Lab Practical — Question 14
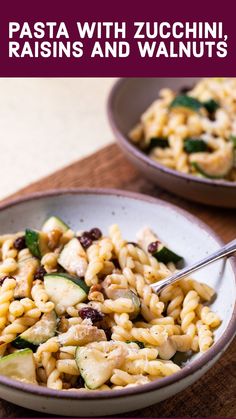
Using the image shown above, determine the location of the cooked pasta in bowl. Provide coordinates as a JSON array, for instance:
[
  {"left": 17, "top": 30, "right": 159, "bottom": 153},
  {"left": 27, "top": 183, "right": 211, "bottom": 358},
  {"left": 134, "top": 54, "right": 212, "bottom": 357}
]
[
  {"left": 129, "top": 78, "right": 236, "bottom": 182},
  {"left": 0, "top": 189, "right": 235, "bottom": 416},
  {"left": 108, "top": 78, "right": 236, "bottom": 207}
]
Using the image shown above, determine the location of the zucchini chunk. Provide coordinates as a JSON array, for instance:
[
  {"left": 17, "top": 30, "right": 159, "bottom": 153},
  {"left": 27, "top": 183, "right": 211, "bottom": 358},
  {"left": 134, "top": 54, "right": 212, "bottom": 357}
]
[
  {"left": 0, "top": 349, "right": 37, "bottom": 384},
  {"left": 137, "top": 227, "right": 183, "bottom": 264},
  {"left": 184, "top": 138, "right": 209, "bottom": 154},
  {"left": 147, "top": 137, "right": 169, "bottom": 151},
  {"left": 44, "top": 273, "right": 89, "bottom": 311},
  {"left": 14, "top": 256, "right": 39, "bottom": 298},
  {"left": 58, "top": 238, "right": 88, "bottom": 277},
  {"left": 104, "top": 287, "right": 140, "bottom": 320},
  {"left": 76, "top": 346, "right": 112, "bottom": 389},
  {"left": 190, "top": 143, "right": 234, "bottom": 179},
  {"left": 153, "top": 244, "right": 183, "bottom": 264},
  {"left": 25, "top": 229, "right": 49, "bottom": 258},
  {"left": 116, "top": 290, "right": 140, "bottom": 320},
  {"left": 230, "top": 135, "right": 236, "bottom": 148},
  {"left": 42, "top": 216, "right": 69, "bottom": 233},
  {"left": 203, "top": 99, "right": 219, "bottom": 114},
  {"left": 13, "top": 311, "right": 57, "bottom": 351},
  {"left": 170, "top": 95, "right": 202, "bottom": 112}
]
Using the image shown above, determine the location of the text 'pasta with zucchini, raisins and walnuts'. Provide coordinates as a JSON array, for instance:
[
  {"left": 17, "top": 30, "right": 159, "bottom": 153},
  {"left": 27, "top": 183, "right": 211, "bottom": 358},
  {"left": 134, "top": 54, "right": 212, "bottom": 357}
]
[{"left": 0, "top": 216, "right": 220, "bottom": 390}]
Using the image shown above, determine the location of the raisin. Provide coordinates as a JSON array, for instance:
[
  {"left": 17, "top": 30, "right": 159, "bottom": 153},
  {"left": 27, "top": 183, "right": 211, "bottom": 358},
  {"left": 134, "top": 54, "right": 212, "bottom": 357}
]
[
  {"left": 14, "top": 236, "right": 26, "bottom": 251},
  {"left": 103, "top": 328, "right": 112, "bottom": 340},
  {"left": 34, "top": 266, "right": 46, "bottom": 280},
  {"left": 111, "top": 258, "right": 120, "bottom": 269},
  {"left": 78, "top": 232, "right": 93, "bottom": 249},
  {"left": 79, "top": 307, "right": 104, "bottom": 323},
  {"left": 76, "top": 375, "right": 85, "bottom": 388},
  {"left": 90, "top": 228, "right": 102, "bottom": 240},
  {"left": 148, "top": 241, "right": 159, "bottom": 254}
]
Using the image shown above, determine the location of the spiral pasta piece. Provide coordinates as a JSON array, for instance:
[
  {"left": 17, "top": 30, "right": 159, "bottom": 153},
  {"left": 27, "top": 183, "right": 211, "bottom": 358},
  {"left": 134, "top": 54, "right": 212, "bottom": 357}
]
[
  {"left": 0, "top": 315, "right": 37, "bottom": 343},
  {"left": 84, "top": 243, "right": 104, "bottom": 286},
  {"left": 112, "top": 313, "right": 133, "bottom": 341},
  {"left": 0, "top": 277, "right": 16, "bottom": 330},
  {"left": 1, "top": 239, "right": 18, "bottom": 260},
  {"left": 0, "top": 221, "right": 221, "bottom": 392},
  {"left": 0, "top": 258, "right": 18, "bottom": 275},
  {"left": 41, "top": 252, "right": 58, "bottom": 272},
  {"left": 109, "top": 224, "right": 126, "bottom": 255},
  {"left": 56, "top": 359, "right": 79, "bottom": 375},
  {"left": 196, "top": 320, "right": 213, "bottom": 352},
  {"left": 131, "top": 325, "right": 167, "bottom": 346},
  {"left": 111, "top": 369, "right": 150, "bottom": 386},
  {"left": 196, "top": 304, "right": 221, "bottom": 328},
  {"left": 42, "top": 351, "right": 63, "bottom": 390},
  {"left": 166, "top": 287, "right": 184, "bottom": 320},
  {"left": 124, "top": 358, "right": 180, "bottom": 377},
  {"left": 31, "top": 280, "right": 54, "bottom": 313},
  {"left": 8, "top": 298, "right": 41, "bottom": 323},
  {"left": 102, "top": 298, "right": 135, "bottom": 314},
  {"left": 123, "top": 269, "right": 164, "bottom": 320},
  {"left": 180, "top": 290, "right": 199, "bottom": 334}
]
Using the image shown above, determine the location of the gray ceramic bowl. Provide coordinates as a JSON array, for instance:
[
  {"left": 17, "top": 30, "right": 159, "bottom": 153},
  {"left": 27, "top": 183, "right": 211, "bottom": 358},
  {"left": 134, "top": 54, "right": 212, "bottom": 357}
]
[
  {"left": 0, "top": 189, "right": 235, "bottom": 416},
  {"left": 107, "top": 78, "right": 236, "bottom": 208}
]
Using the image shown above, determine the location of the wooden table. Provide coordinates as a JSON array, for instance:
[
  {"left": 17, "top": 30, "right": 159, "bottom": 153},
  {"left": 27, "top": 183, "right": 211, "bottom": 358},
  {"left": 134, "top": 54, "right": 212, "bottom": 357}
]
[{"left": 0, "top": 144, "right": 235, "bottom": 418}]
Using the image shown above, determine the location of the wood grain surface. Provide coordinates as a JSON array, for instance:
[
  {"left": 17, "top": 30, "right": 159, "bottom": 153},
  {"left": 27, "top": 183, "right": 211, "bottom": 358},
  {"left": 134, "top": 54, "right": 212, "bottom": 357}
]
[{"left": 0, "top": 144, "right": 235, "bottom": 418}]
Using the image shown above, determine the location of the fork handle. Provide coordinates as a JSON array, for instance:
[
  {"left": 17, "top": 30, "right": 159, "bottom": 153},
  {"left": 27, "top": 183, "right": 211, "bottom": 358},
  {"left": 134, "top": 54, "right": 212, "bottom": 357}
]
[{"left": 151, "top": 239, "right": 236, "bottom": 294}]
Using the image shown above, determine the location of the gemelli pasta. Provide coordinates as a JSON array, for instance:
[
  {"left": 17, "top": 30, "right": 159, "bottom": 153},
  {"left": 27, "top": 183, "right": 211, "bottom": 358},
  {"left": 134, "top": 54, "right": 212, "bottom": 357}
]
[
  {"left": 129, "top": 78, "right": 236, "bottom": 181},
  {"left": 0, "top": 216, "right": 220, "bottom": 391}
]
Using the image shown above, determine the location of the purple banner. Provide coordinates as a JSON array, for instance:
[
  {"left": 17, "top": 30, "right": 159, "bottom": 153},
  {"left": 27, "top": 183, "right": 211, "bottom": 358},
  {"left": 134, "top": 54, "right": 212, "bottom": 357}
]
[{"left": 0, "top": 0, "right": 235, "bottom": 76}]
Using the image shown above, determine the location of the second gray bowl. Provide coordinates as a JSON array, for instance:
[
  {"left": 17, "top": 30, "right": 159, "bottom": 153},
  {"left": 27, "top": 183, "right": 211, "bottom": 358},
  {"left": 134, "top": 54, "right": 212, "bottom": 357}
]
[{"left": 107, "top": 78, "right": 236, "bottom": 208}]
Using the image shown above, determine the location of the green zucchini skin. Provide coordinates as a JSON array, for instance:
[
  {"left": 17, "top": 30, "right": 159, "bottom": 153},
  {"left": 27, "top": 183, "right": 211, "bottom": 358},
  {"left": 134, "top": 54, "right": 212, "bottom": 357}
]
[
  {"left": 184, "top": 138, "right": 209, "bottom": 154},
  {"left": 203, "top": 99, "right": 219, "bottom": 114},
  {"left": 44, "top": 273, "right": 89, "bottom": 311},
  {"left": 191, "top": 162, "right": 224, "bottom": 179},
  {"left": 75, "top": 346, "right": 114, "bottom": 389},
  {"left": 153, "top": 246, "right": 183, "bottom": 264},
  {"left": 42, "top": 216, "right": 69, "bottom": 233},
  {"left": 105, "top": 288, "right": 140, "bottom": 320},
  {"left": 170, "top": 95, "right": 202, "bottom": 111},
  {"left": 13, "top": 311, "right": 57, "bottom": 351},
  {"left": 45, "top": 273, "right": 89, "bottom": 294},
  {"left": 147, "top": 137, "right": 169, "bottom": 151},
  {"left": 25, "top": 229, "right": 41, "bottom": 258},
  {"left": 0, "top": 349, "right": 37, "bottom": 383},
  {"left": 170, "top": 95, "right": 219, "bottom": 116},
  {"left": 13, "top": 337, "right": 37, "bottom": 352},
  {"left": 126, "top": 340, "right": 145, "bottom": 349},
  {"left": 230, "top": 135, "right": 236, "bottom": 148}
]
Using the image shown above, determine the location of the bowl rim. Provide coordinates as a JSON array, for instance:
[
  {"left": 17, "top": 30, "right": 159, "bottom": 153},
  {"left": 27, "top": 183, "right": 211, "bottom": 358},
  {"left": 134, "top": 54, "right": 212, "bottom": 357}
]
[
  {"left": 107, "top": 77, "right": 236, "bottom": 189},
  {"left": 0, "top": 187, "right": 235, "bottom": 401}
]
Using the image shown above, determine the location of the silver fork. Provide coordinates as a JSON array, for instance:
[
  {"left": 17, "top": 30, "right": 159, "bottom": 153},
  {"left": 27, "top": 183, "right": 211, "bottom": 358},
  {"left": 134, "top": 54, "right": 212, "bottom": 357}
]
[{"left": 151, "top": 239, "right": 236, "bottom": 294}]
